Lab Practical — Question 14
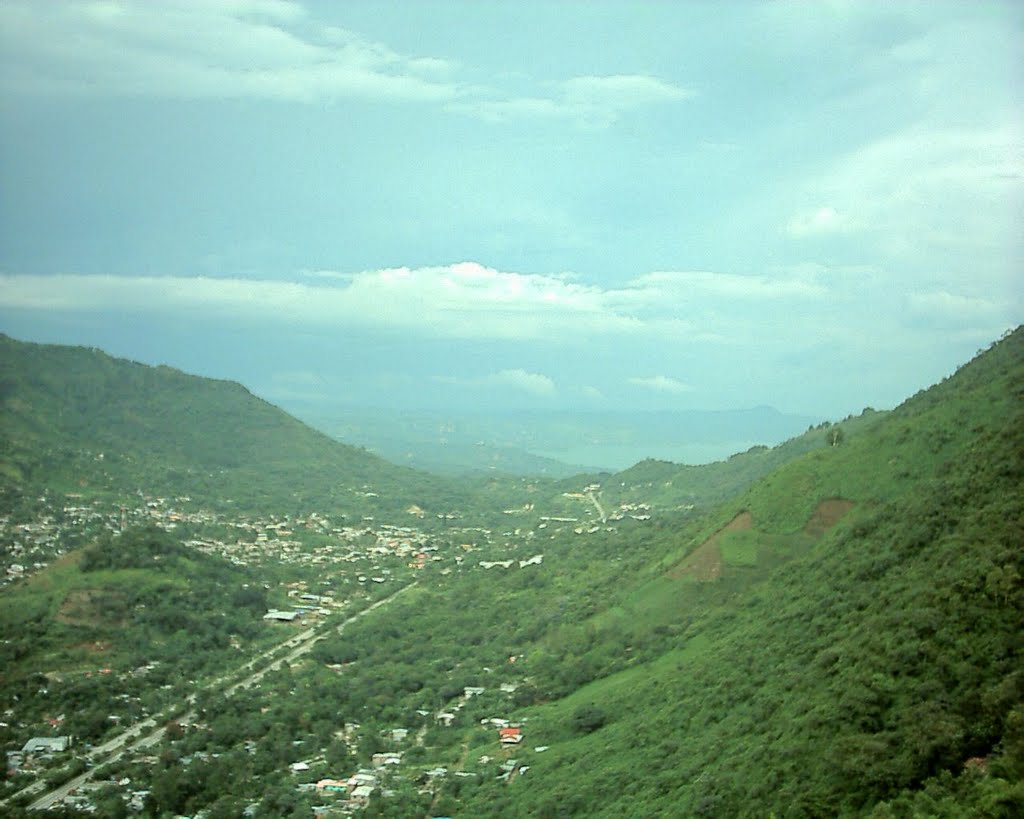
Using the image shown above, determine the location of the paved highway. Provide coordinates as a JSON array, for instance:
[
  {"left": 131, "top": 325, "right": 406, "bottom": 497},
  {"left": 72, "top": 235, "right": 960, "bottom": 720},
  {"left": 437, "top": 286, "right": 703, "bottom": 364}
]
[{"left": 13, "top": 583, "right": 417, "bottom": 812}]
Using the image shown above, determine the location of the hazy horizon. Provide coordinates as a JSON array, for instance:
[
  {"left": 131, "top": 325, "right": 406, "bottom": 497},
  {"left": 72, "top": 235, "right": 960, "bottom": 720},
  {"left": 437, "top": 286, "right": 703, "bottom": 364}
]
[{"left": 1, "top": 1, "right": 1020, "bottom": 420}]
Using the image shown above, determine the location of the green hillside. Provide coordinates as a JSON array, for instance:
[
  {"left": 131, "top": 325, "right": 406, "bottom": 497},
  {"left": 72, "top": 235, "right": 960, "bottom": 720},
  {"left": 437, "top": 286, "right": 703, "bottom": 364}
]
[
  {"left": 606, "top": 406, "right": 886, "bottom": 512},
  {"left": 0, "top": 525, "right": 276, "bottom": 748},
  {"left": 258, "top": 327, "right": 1018, "bottom": 818},
  {"left": 0, "top": 330, "right": 1020, "bottom": 818},
  {"left": 0, "top": 334, "right": 468, "bottom": 517},
  {"left": 452, "top": 327, "right": 1024, "bottom": 817}
]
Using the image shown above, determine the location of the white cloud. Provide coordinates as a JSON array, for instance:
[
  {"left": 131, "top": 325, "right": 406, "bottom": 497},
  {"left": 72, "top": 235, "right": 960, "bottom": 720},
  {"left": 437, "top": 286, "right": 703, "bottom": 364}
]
[
  {"left": 628, "top": 375, "right": 692, "bottom": 394},
  {"left": 786, "top": 206, "right": 852, "bottom": 237},
  {"left": 4, "top": 261, "right": 1011, "bottom": 378},
  {"left": 821, "top": 126, "right": 1022, "bottom": 245},
  {"left": 448, "top": 73, "right": 692, "bottom": 126},
  {"left": 783, "top": 127, "right": 1022, "bottom": 284},
  {"left": 906, "top": 291, "right": 1008, "bottom": 327},
  {"left": 0, "top": 263, "right": 842, "bottom": 344},
  {"left": 0, "top": 3, "right": 693, "bottom": 126},
  {"left": 741, "top": 9, "right": 1024, "bottom": 374},
  {"left": 485, "top": 369, "right": 556, "bottom": 397},
  {"left": 0, "top": 266, "right": 620, "bottom": 340},
  {"left": 762, "top": 3, "right": 1022, "bottom": 290},
  {"left": 433, "top": 368, "right": 556, "bottom": 397},
  {"left": 626, "top": 270, "right": 827, "bottom": 302},
  {"left": 561, "top": 74, "right": 692, "bottom": 107},
  {"left": 0, "top": 1, "right": 460, "bottom": 102},
  {"left": 1, "top": 262, "right": 1016, "bottom": 416}
]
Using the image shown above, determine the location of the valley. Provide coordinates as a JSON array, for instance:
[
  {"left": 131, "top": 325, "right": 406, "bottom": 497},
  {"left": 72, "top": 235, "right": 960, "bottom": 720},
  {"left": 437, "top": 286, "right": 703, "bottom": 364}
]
[
  {"left": 2, "top": 4, "right": 1019, "bottom": 816},
  {"left": 0, "top": 330, "right": 1021, "bottom": 817},
  {"left": 287, "top": 406, "right": 822, "bottom": 477}
]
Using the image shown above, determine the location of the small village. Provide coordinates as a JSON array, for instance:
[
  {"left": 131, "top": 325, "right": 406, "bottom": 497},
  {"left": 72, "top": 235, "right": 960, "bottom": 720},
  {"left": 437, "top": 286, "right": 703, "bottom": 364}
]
[
  {"left": 1, "top": 482, "right": 655, "bottom": 590},
  {"left": 6, "top": 678, "right": 539, "bottom": 816},
  {"left": 0, "top": 482, "right": 657, "bottom": 815}
]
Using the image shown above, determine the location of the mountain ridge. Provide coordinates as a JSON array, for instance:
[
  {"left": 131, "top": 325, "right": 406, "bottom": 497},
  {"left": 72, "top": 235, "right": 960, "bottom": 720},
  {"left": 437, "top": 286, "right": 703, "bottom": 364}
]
[
  {"left": 0, "top": 332, "right": 470, "bottom": 517},
  {"left": 0, "top": 328, "right": 1020, "bottom": 817},
  {"left": 288, "top": 404, "right": 822, "bottom": 477}
]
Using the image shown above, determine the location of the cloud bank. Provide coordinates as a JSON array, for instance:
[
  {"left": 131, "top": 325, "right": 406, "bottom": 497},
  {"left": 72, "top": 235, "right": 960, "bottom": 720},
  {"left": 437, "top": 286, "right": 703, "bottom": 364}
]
[
  {"left": 0, "top": 263, "right": 844, "bottom": 345},
  {"left": 0, "top": 1, "right": 691, "bottom": 127},
  {"left": 0, "top": 0, "right": 459, "bottom": 103},
  {"left": 628, "top": 376, "right": 692, "bottom": 395},
  {"left": 2, "top": 257, "right": 1015, "bottom": 350}
]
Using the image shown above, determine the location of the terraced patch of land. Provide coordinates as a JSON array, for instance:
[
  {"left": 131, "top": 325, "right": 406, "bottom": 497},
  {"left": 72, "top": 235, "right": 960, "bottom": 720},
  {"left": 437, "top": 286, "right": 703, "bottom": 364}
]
[
  {"left": 668, "top": 511, "right": 753, "bottom": 581},
  {"left": 669, "top": 499, "right": 854, "bottom": 581}
]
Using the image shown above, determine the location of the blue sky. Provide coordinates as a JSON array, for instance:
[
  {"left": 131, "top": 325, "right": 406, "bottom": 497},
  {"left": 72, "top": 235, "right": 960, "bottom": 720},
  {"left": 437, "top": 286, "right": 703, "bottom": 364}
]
[{"left": 0, "top": 0, "right": 1020, "bottom": 417}]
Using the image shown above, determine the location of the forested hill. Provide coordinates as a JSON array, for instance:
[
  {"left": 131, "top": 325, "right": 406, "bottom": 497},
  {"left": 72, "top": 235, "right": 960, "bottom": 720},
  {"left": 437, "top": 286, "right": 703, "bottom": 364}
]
[
  {"left": 448, "top": 327, "right": 1024, "bottom": 817},
  {"left": 0, "top": 334, "right": 468, "bottom": 515},
  {"left": 607, "top": 404, "right": 886, "bottom": 511}
]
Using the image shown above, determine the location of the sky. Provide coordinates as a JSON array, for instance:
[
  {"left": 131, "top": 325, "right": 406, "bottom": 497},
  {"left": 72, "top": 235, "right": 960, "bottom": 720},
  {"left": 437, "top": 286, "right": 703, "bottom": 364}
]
[{"left": 0, "top": 0, "right": 1021, "bottom": 419}]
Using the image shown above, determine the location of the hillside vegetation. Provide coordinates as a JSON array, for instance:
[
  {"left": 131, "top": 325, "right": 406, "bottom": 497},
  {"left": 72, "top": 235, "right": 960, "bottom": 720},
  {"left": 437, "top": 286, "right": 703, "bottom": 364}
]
[
  {"left": 606, "top": 407, "right": 886, "bottom": 511},
  {"left": 453, "top": 328, "right": 1024, "bottom": 816},
  {"left": 0, "top": 525, "right": 275, "bottom": 747},
  {"left": 0, "top": 329, "right": 1020, "bottom": 818},
  {"left": 292, "top": 328, "right": 1022, "bottom": 817},
  {"left": 0, "top": 334, "right": 470, "bottom": 517}
]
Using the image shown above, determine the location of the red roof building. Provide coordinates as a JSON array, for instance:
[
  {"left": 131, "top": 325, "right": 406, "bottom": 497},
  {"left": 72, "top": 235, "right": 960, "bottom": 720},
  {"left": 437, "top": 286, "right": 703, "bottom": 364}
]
[{"left": 499, "top": 726, "right": 523, "bottom": 744}]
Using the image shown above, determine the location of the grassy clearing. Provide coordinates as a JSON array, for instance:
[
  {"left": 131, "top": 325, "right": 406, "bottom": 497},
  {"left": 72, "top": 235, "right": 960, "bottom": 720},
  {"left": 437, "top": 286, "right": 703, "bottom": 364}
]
[{"left": 719, "top": 529, "right": 759, "bottom": 566}]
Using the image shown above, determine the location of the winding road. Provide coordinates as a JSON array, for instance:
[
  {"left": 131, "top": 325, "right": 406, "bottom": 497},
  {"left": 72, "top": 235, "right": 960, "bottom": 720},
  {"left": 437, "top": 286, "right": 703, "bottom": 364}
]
[{"left": 585, "top": 491, "right": 607, "bottom": 524}]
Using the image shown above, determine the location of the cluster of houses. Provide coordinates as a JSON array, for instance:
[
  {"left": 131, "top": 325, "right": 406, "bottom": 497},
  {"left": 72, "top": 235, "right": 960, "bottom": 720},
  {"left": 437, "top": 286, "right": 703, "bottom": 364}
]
[
  {"left": 0, "top": 492, "right": 440, "bottom": 586},
  {"left": 5, "top": 736, "right": 74, "bottom": 777},
  {"left": 1, "top": 509, "right": 74, "bottom": 586},
  {"left": 287, "top": 705, "right": 530, "bottom": 813},
  {"left": 304, "top": 769, "right": 381, "bottom": 808},
  {"left": 0, "top": 477, "right": 668, "bottom": 815},
  {"left": 2, "top": 476, "right": 661, "bottom": 592}
]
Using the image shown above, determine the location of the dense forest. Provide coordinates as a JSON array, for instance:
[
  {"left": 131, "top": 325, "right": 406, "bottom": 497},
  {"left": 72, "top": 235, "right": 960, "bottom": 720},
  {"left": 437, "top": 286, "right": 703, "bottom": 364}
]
[{"left": 0, "top": 329, "right": 1021, "bottom": 817}]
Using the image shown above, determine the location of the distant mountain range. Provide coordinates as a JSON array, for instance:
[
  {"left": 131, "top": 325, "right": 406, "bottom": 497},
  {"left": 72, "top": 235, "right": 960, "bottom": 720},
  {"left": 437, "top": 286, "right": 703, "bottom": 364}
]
[
  {"left": 285, "top": 404, "right": 824, "bottom": 476},
  {"left": 0, "top": 333, "right": 825, "bottom": 503},
  {"left": 0, "top": 332, "right": 828, "bottom": 543}
]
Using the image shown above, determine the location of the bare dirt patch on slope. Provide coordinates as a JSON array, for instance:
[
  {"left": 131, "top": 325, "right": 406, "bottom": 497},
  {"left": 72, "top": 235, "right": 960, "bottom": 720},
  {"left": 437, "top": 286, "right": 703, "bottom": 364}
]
[
  {"left": 669, "top": 511, "right": 753, "bottom": 582},
  {"left": 803, "top": 499, "right": 854, "bottom": 539},
  {"left": 57, "top": 589, "right": 128, "bottom": 627}
]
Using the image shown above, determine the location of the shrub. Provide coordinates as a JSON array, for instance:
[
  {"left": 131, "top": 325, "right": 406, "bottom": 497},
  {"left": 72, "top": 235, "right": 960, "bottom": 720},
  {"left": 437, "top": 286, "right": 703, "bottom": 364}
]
[{"left": 571, "top": 704, "right": 608, "bottom": 734}]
